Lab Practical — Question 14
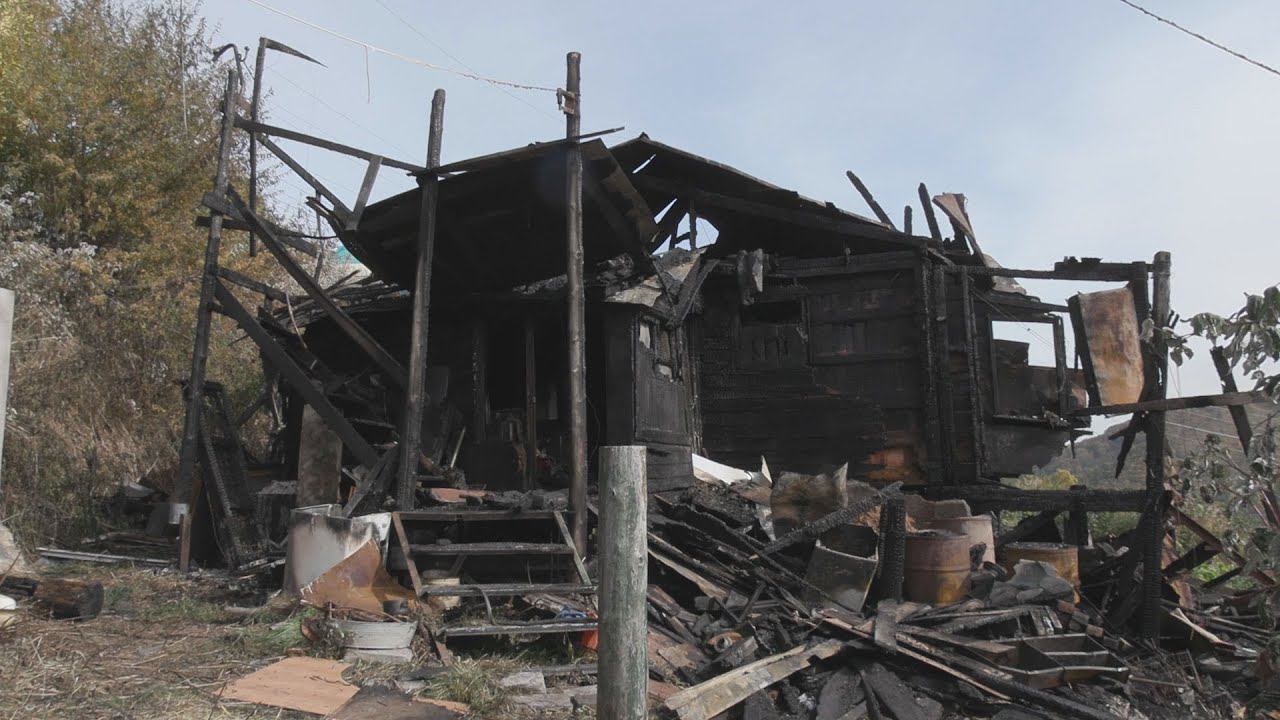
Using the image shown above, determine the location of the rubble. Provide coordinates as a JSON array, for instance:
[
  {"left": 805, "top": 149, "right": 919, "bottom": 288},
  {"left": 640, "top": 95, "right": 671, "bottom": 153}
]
[{"left": 82, "top": 48, "right": 1275, "bottom": 719}]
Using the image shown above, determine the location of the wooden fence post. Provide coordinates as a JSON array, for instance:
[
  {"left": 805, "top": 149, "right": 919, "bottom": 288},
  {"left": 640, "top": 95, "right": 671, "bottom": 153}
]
[{"left": 598, "top": 445, "right": 647, "bottom": 720}]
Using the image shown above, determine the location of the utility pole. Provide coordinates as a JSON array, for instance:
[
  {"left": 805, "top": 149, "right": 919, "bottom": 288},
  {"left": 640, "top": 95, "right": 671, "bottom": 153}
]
[
  {"left": 397, "top": 89, "right": 446, "bottom": 510},
  {"left": 564, "top": 52, "right": 588, "bottom": 552}
]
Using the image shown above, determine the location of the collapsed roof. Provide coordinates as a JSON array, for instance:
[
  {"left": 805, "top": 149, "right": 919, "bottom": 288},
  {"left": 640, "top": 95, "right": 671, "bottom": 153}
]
[{"left": 345, "top": 133, "right": 930, "bottom": 297}]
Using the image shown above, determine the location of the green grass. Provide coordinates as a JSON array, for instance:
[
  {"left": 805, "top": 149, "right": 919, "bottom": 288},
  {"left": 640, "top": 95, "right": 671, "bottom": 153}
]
[
  {"left": 135, "top": 596, "right": 235, "bottom": 624},
  {"left": 425, "top": 657, "right": 521, "bottom": 716},
  {"left": 231, "top": 606, "right": 329, "bottom": 658}
]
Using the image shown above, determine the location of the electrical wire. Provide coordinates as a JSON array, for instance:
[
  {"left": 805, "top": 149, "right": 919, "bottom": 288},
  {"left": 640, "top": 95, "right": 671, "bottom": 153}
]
[
  {"left": 370, "top": 0, "right": 557, "bottom": 120},
  {"left": 245, "top": 0, "right": 561, "bottom": 93},
  {"left": 1165, "top": 420, "right": 1241, "bottom": 441},
  {"left": 1116, "top": 0, "right": 1280, "bottom": 79},
  {"left": 269, "top": 65, "right": 418, "bottom": 159}
]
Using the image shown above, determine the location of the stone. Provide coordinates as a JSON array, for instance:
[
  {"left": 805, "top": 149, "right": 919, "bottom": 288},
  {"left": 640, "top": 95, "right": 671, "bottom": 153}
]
[
  {"left": 0, "top": 521, "right": 32, "bottom": 576},
  {"left": 341, "top": 647, "right": 414, "bottom": 664},
  {"left": 498, "top": 670, "right": 547, "bottom": 694}
]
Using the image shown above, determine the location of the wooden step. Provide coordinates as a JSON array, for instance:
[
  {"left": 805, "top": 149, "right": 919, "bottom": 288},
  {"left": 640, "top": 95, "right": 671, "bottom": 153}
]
[
  {"left": 408, "top": 542, "right": 573, "bottom": 556},
  {"left": 397, "top": 509, "right": 559, "bottom": 522},
  {"left": 443, "top": 618, "right": 598, "bottom": 637},
  {"left": 418, "top": 582, "right": 596, "bottom": 598}
]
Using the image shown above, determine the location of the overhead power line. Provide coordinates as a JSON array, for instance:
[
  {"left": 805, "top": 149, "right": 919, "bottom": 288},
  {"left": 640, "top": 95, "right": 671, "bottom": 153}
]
[
  {"left": 371, "top": 0, "right": 556, "bottom": 120},
  {"left": 1116, "top": 0, "right": 1280, "bottom": 79},
  {"left": 245, "top": 0, "right": 561, "bottom": 93}
]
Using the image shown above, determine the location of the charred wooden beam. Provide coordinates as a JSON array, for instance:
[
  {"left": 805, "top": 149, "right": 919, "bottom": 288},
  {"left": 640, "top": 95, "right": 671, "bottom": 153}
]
[
  {"left": 1, "top": 576, "right": 104, "bottom": 620},
  {"left": 926, "top": 486, "right": 1145, "bottom": 513},
  {"left": 255, "top": 134, "right": 352, "bottom": 223},
  {"left": 631, "top": 175, "right": 926, "bottom": 250},
  {"left": 960, "top": 269, "right": 986, "bottom": 480},
  {"left": 845, "top": 170, "right": 894, "bottom": 228},
  {"left": 194, "top": 214, "right": 319, "bottom": 256},
  {"left": 524, "top": 314, "right": 537, "bottom": 490},
  {"left": 756, "top": 482, "right": 902, "bottom": 557},
  {"left": 1140, "top": 251, "right": 1171, "bottom": 640},
  {"left": 917, "top": 183, "right": 942, "bottom": 243},
  {"left": 667, "top": 255, "right": 716, "bottom": 329},
  {"left": 224, "top": 188, "right": 408, "bottom": 389},
  {"left": 176, "top": 71, "right": 239, "bottom": 551},
  {"left": 1067, "top": 390, "right": 1264, "bottom": 417},
  {"left": 648, "top": 199, "right": 688, "bottom": 253},
  {"left": 996, "top": 510, "right": 1060, "bottom": 546},
  {"left": 216, "top": 267, "right": 288, "bottom": 303},
  {"left": 949, "top": 263, "right": 1146, "bottom": 282},
  {"left": 211, "top": 279, "right": 379, "bottom": 469},
  {"left": 426, "top": 126, "right": 623, "bottom": 176},
  {"left": 396, "top": 89, "right": 446, "bottom": 509},
  {"left": 346, "top": 155, "right": 383, "bottom": 231},
  {"left": 1211, "top": 347, "right": 1254, "bottom": 452},
  {"left": 234, "top": 116, "right": 424, "bottom": 172}
]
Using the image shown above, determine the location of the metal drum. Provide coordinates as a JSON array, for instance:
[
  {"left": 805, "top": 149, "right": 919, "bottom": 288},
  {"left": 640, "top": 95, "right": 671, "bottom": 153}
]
[
  {"left": 929, "top": 514, "right": 996, "bottom": 565},
  {"left": 1003, "top": 542, "right": 1080, "bottom": 598},
  {"left": 903, "top": 531, "right": 972, "bottom": 604}
]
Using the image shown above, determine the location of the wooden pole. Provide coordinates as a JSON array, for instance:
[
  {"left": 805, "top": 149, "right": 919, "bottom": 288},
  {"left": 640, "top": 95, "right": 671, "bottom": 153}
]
[
  {"left": 597, "top": 445, "right": 647, "bottom": 720},
  {"left": 397, "top": 88, "right": 446, "bottom": 509},
  {"left": 176, "top": 69, "right": 238, "bottom": 554},
  {"left": 248, "top": 37, "right": 267, "bottom": 257},
  {"left": 524, "top": 315, "right": 537, "bottom": 490},
  {"left": 1140, "top": 250, "right": 1171, "bottom": 640},
  {"left": 565, "top": 52, "right": 589, "bottom": 552}
]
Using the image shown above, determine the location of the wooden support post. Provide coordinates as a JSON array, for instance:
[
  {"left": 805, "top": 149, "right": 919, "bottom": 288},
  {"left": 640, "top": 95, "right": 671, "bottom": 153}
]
[
  {"left": 597, "top": 446, "right": 647, "bottom": 720},
  {"left": 918, "top": 183, "right": 943, "bottom": 242},
  {"left": 879, "top": 494, "right": 906, "bottom": 602},
  {"left": 1211, "top": 346, "right": 1253, "bottom": 453},
  {"left": 1141, "top": 251, "right": 1171, "bottom": 640},
  {"left": 932, "top": 268, "right": 957, "bottom": 485},
  {"left": 1067, "top": 485, "right": 1090, "bottom": 547},
  {"left": 524, "top": 315, "right": 538, "bottom": 490},
  {"left": 565, "top": 52, "right": 589, "bottom": 553},
  {"left": 176, "top": 70, "right": 238, "bottom": 557},
  {"left": 470, "top": 318, "right": 488, "bottom": 442},
  {"left": 960, "top": 268, "right": 985, "bottom": 480},
  {"left": 249, "top": 37, "right": 267, "bottom": 257},
  {"left": 397, "top": 89, "right": 446, "bottom": 510}
]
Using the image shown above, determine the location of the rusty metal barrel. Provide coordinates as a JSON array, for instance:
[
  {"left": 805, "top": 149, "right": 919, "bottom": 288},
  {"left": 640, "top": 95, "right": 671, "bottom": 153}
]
[
  {"left": 1003, "top": 542, "right": 1080, "bottom": 598},
  {"left": 903, "top": 530, "right": 972, "bottom": 604},
  {"left": 928, "top": 514, "right": 996, "bottom": 565}
]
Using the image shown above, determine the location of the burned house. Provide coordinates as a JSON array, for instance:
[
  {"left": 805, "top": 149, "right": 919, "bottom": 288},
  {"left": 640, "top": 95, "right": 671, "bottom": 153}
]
[
  {"left": 272, "top": 133, "right": 1103, "bottom": 505},
  {"left": 174, "top": 50, "right": 1275, "bottom": 660}
]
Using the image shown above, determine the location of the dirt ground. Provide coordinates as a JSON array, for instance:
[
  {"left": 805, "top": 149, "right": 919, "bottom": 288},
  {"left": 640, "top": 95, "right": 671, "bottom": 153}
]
[{"left": 0, "top": 562, "right": 596, "bottom": 719}]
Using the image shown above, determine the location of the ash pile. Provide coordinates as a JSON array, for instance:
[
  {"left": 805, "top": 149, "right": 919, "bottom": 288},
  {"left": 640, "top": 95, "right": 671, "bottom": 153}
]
[{"left": 642, "top": 457, "right": 1274, "bottom": 720}]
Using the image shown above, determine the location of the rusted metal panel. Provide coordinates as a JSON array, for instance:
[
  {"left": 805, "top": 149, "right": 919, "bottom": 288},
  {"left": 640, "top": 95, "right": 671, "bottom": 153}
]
[{"left": 1068, "top": 287, "right": 1144, "bottom": 406}]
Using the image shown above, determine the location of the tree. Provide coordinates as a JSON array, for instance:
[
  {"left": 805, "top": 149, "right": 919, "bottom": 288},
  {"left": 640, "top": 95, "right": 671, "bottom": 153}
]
[
  {"left": 1171, "top": 285, "right": 1280, "bottom": 646},
  {"left": 0, "top": 0, "right": 282, "bottom": 544}
]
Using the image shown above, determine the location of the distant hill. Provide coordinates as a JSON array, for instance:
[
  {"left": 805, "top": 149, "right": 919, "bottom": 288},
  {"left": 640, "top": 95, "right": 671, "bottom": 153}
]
[{"left": 1032, "top": 402, "right": 1278, "bottom": 490}]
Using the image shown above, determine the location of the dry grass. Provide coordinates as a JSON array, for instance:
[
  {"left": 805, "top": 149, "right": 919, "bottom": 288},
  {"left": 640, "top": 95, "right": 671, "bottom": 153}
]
[
  {"left": 0, "top": 563, "right": 600, "bottom": 719},
  {"left": 0, "top": 564, "right": 315, "bottom": 719}
]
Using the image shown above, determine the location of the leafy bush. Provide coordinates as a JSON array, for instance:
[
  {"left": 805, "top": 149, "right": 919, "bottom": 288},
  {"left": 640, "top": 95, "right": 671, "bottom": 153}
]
[{"left": 0, "top": 0, "right": 284, "bottom": 545}]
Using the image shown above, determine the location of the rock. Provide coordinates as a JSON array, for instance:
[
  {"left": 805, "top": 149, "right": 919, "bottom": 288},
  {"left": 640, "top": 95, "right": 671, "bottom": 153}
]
[
  {"left": 0, "top": 522, "right": 32, "bottom": 576},
  {"left": 341, "top": 647, "right": 414, "bottom": 664},
  {"left": 498, "top": 670, "right": 547, "bottom": 694}
]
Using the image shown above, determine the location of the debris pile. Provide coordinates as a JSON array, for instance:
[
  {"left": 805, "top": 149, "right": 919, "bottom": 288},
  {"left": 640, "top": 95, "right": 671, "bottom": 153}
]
[{"left": 640, "top": 468, "right": 1274, "bottom": 720}]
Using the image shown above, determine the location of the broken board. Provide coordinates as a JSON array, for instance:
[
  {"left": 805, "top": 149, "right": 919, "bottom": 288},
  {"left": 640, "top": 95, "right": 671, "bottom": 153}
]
[{"left": 219, "top": 656, "right": 357, "bottom": 715}]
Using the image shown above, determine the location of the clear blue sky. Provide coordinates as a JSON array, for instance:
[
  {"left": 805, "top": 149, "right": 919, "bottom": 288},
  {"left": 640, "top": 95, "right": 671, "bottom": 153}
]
[{"left": 196, "top": 0, "right": 1280, "bottom": 401}]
